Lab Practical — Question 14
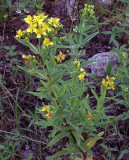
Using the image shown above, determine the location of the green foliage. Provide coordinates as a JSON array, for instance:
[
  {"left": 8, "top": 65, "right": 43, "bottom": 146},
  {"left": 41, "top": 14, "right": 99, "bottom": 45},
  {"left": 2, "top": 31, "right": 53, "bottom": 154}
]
[
  {"left": 2, "top": 1, "right": 129, "bottom": 159},
  {"left": 14, "top": 5, "right": 116, "bottom": 159},
  {"left": 19, "top": 0, "right": 46, "bottom": 14},
  {"left": 112, "top": 45, "right": 129, "bottom": 107},
  {"left": 0, "top": 45, "right": 22, "bottom": 71},
  {"left": 0, "top": 0, "right": 13, "bottom": 22},
  {"left": 102, "top": 0, "right": 129, "bottom": 46},
  {"left": 0, "top": 135, "right": 21, "bottom": 159},
  {"left": 106, "top": 60, "right": 113, "bottom": 76}
]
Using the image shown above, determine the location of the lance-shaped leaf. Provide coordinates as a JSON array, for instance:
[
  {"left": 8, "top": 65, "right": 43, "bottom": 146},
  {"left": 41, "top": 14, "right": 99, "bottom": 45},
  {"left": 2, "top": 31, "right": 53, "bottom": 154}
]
[
  {"left": 47, "top": 132, "right": 70, "bottom": 148},
  {"left": 15, "top": 37, "right": 39, "bottom": 54},
  {"left": 85, "top": 132, "right": 104, "bottom": 150},
  {"left": 81, "top": 32, "right": 98, "bottom": 45}
]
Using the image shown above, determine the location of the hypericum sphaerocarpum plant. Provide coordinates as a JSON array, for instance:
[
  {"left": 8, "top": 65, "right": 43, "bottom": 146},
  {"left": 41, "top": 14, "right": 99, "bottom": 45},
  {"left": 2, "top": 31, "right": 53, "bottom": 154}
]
[{"left": 15, "top": 8, "right": 115, "bottom": 160}]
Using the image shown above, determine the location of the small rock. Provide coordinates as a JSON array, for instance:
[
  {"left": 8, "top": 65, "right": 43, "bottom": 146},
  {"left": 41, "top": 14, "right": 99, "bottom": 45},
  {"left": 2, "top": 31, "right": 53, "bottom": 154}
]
[
  {"left": 99, "top": 0, "right": 113, "bottom": 5},
  {"left": 46, "top": 0, "right": 76, "bottom": 16},
  {"left": 84, "top": 52, "right": 120, "bottom": 77}
]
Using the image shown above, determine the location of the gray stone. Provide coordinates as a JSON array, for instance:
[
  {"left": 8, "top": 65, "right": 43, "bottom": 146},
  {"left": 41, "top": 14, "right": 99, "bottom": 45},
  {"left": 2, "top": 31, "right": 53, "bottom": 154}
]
[
  {"left": 84, "top": 52, "right": 120, "bottom": 77},
  {"left": 99, "top": 0, "right": 113, "bottom": 5},
  {"left": 46, "top": 0, "right": 76, "bottom": 17},
  {"left": 65, "top": 0, "right": 76, "bottom": 16}
]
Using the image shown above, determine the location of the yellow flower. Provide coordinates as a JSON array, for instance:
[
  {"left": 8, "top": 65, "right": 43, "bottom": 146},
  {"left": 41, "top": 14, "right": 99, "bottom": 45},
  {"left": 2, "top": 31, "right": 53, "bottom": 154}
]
[
  {"left": 110, "top": 83, "right": 115, "bottom": 90},
  {"left": 35, "top": 28, "right": 46, "bottom": 38},
  {"left": 48, "top": 17, "right": 60, "bottom": 27},
  {"left": 33, "top": 15, "right": 43, "bottom": 25},
  {"left": 27, "top": 23, "right": 37, "bottom": 33},
  {"left": 56, "top": 56, "right": 61, "bottom": 62},
  {"left": 78, "top": 73, "right": 85, "bottom": 80},
  {"left": 40, "top": 106, "right": 50, "bottom": 112},
  {"left": 48, "top": 18, "right": 53, "bottom": 25},
  {"left": 105, "top": 76, "right": 115, "bottom": 90},
  {"left": 106, "top": 76, "right": 114, "bottom": 82},
  {"left": 52, "top": 18, "right": 60, "bottom": 27},
  {"left": 16, "top": 29, "right": 22, "bottom": 38},
  {"left": 22, "top": 55, "right": 29, "bottom": 63},
  {"left": 22, "top": 55, "right": 27, "bottom": 59},
  {"left": 80, "top": 68, "right": 88, "bottom": 76},
  {"left": 87, "top": 113, "right": 92, "bottom": 120},
  {"left": 80, "top": 68, "right": 85, "bottom": 72},
  {"left": 56, "top": 52, "right": 66, "bottom": 63},
  {"left": 38, "top": 12, "right": 48, "bottom": 20},
  {"left": 32, "top": 55, "right": 36, "bottom": 59},
  {"left": 108, "top": 81, "right": 114, "bottom": 90},
  {"left": 74, "top": 60, "right": 80, "bottom": 67},
  {"left": 46, "top": 112, "right": 54, "bottom": 118},
  {"left": 102, "top": 79, "right": 108, "bottom": 87},
  {"left": 42, "top": 22, "right": 51, "bottom": 32},
  {"left": 24, "top": 15, "right": 33, "bottom": 24},
  {"left": 59, "top": 51, "right": 66, "bottom": 60},
  {"left": 43, "top": 38, "right": 53, "bottom": 47}
]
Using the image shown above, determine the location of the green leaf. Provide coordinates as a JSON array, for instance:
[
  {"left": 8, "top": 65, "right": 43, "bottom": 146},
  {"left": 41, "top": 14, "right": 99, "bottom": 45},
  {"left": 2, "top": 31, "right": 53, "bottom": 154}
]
[
  {"left": 57, "top": 45, "right": 73, "bottom": 49},
  {"left": 85, "top": 132, "right": 104, "bottom": 149},
  {"left": 102, "top": 31, "right": 112, "bottom": 35},
  {"left": 49, "top": 74, "right": 62, "bottom": 87},
  {"left": 61, "top": 93, "right": 80, "bottom": 101},
  {"left": 28, "top": 91, "right": 49, "bottom": 99},
  {"left": 35, "top": 120, "right": 49, "bottom": 128},
  {"left": 83, "top": 96, "right": 92, "bottom": 113},
  {"left": 81, "top": 32, "right": 98, "bottom": 45},
  {"left": 47, "top": 132, "right": 69, "bottom": 148},
  {"left": 79, "top": 141, "right": 92, "bottom": 156},
  {"left": 11, "top": 45, "right": 16, "bottom": 50},
  {"left": 122, "top": 112, "right": 129, "bottom": 120},
  {"left": 0, "top": 74, "right": 2, "bottom": 86},
  {"left": 0, "top": 145, "right": 5, "bottom": 149},
  {"left": 114, "top": 114, "right": 124, "bottom": 121},
  {"left": 4, "top": 46, "right": 10, "bottom": 50},
  {"left": 118, "top": 149, "right": 129, "bottom": 160},
  {"left": 106, "top": 60, "right": 112, "bottom": 76},
  {"left": 91, "top": 89, "right": 99, "bottom": 101},
  {"left": 40, "top": 80, "right": 48, "bottom": 88},
  {"left": 113, "top": 39, "right": 119, "bottom": 48},
  {"left": 23, "top": 153, "right": 33, "bottom": 160},
  {"left": 58, "top": 85, "right": 67, "bottom": 97},
  {"left": 15, "top": 38, "right": 39, "bottom": 54},
  {"left": 19, "top": 66, "right": 47, "bottom": 79},
  {"left": 46, "top": 156, "right": 54, "bottom": 160},
  {"left": 72, "top": 131, "right": 84, "bottom": 146},
  {"left": 53, "top": 148, "right": 70, "bottom": 157}
]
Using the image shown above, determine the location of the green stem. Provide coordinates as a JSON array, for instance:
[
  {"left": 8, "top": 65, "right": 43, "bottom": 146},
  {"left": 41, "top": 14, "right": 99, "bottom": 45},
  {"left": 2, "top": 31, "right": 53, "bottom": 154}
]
[
  {"left": 38, "top": 39, "right": 44, "bottom": 66},
  {"left": 97, "top": 87, "right": 106, "bottom": 110}
]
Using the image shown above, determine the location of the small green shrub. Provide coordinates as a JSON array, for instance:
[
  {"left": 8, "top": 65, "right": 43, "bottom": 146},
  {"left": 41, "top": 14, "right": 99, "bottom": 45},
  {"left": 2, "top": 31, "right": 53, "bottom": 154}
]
[{"left": 15, "top": 4, "right": 116, "bottom": 159}]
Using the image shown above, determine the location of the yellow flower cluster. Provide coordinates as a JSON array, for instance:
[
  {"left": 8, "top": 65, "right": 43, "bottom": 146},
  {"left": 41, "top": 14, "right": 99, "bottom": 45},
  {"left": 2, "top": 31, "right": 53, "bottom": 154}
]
[
  {"left": 43, "top": 38, "right": 53, "bottom": 47},
  {"left": 73, "top": 60, "right": 80, "bottom": 68},
  {"left": 40, "top": 105, "right": 54, "bottom": 118},
  {"left": 56, "top": 51, "right": 66, "bottom": 63},
  {"left": 81, "top": 4, "right": 95, "bottom": 19},
  {"left": 16, "top": 13, "right": 62, "bottom": 47},
  {"left": 78, "top": 68, "right": 88, "bottom": 80},
  {"left": 102, "top": 76, "right": 115, "bottom": 90},
  {"left": 122, "top": 52, "right": 126, "bottom": 59},
  {"left": 22, "top": 55, "right": 37, "bottom": 64}
]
